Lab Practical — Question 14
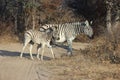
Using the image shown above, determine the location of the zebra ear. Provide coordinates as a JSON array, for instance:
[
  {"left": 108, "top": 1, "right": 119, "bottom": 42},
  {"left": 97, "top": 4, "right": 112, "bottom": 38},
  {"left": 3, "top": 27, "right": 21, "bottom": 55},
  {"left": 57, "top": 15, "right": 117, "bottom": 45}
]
[
  {"left": 90, "top": 21, "right": 93, "bottom": 24},
  {"left": 40, "top": 27, "right": 45, "bottom": 32},
  {"left": 85, "top": 20, "right": 89, "bottom": 26},
  {"left": 41, "top": 24, "right": 48, "bottom": 29}
]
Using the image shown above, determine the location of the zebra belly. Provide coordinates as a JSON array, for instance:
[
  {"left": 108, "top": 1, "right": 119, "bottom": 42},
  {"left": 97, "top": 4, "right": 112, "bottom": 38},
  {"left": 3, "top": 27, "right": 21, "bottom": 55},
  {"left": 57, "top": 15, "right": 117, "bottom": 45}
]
[
  {"left": 56, "top": 33, "right": 66, "bottom": 42},
  {"left": 55, "top": 34, "right": 75, "bottom": 43},
  {"left": 32, "top": 38, "right": 41, "bottom": 44},
  {"left": 56, "top": 37, "right": 66, "bottom": 42}
]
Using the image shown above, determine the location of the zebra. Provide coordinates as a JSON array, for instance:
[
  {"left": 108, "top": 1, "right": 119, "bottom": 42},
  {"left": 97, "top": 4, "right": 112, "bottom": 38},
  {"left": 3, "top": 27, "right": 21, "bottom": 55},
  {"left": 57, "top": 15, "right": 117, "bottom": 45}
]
[
  {"left": 45, "top": 20, "right": 94, "bottom": 56},
  {"left": 20, "top": 27, "right": 55, "bottom": 60}
]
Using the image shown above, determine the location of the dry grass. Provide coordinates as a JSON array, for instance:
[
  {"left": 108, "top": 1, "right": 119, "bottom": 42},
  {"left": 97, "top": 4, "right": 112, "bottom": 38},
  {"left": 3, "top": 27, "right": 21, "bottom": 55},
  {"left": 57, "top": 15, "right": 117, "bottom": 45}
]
[
  {"left": 39, "top": 50, "right": 120, "bottom": 80},
  {"left": 0, "top": 21, "right": 19, "bottom": 43},
  {"left": 0, "top": 35, "right": 19, "bottom": 43},
  {"left": 35, "top": 34, "right": 120, "bottom": 80}
]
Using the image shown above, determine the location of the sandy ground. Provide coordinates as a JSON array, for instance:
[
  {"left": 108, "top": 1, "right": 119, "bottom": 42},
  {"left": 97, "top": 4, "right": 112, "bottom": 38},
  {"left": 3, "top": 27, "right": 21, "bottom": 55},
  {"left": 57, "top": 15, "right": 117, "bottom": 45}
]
[{"left": 0, "top": 42, "right": 120, "bottom": 80}]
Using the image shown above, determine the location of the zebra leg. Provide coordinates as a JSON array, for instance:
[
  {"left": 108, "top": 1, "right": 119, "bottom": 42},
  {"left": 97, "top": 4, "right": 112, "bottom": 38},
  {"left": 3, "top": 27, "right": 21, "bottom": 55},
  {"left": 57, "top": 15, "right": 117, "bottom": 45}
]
[
  {"left": 50, "top": 48, "right": 55, "bottom": 59},
  {"left": 47, "top": 43, "right": 55, "bottom": 59},
  {"left": 29, "top": 44, "right": 34, "bottom": 60},
  {"left": 37, "top": 45, "right": 41, "bottom": 60},
  {"left": 67, "top": 40, "right": 73, "bottom": 56},
  {"left": 20, "top": 38, "right": 31, "bottom": 58},
  {"left": 20, "top": 44, "right": 27, "bottom": 58},
  {"left": 41, "top": 45, "right": 45, "bottom": 61}
]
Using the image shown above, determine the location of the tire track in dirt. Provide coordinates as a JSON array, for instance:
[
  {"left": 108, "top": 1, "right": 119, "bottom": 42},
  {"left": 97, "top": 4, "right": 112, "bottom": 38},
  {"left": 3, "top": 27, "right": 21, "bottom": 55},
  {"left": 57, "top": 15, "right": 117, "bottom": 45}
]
[
  {"left": 0, "top": 57, "right": 28, "bottom": 80},
  {"left": 0, "top": 42, "right": 90, "bottom": 80},
  {"left": 0, "top": 57, "right": 42, "bottom": 80},
  {"left": 36, "top": 64, "right": 54, "bottom": 80}
]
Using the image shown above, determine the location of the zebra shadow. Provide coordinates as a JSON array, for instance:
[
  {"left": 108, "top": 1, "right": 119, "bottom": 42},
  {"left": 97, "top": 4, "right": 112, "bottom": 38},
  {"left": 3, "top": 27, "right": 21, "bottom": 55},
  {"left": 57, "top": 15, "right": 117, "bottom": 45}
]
[
  {"left": 0, "top": 50, "right": 51, "bottom": 60},
  {"left": 0, "top": 50, "right": 20, "bottom": 57},
  {"left": 53, "top": 43, "right": 77, "bottom": 51},
  {"left": 53, "top": 43, "right": 68, "bottom": 50}
]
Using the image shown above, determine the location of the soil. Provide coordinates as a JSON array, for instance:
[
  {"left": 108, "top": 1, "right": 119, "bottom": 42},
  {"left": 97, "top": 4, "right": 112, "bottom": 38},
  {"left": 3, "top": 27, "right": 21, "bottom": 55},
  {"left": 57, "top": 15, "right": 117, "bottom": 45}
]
[{"left": 0, "top": 42, "right": 120, "bottom": 80}]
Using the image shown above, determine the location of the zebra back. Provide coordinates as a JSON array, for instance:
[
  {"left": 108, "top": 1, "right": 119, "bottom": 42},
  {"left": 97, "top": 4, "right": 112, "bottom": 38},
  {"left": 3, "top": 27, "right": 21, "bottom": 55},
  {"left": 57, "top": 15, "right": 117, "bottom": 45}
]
[{"left": 41, "top": 20, "right": 93, "bottom": 42}]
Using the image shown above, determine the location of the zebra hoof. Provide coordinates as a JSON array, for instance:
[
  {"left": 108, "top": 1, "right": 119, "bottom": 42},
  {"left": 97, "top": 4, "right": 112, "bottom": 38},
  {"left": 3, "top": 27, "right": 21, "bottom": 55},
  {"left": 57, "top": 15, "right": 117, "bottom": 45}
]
[
  {"left": 41, "top": 57, "right": 44, "bottom": 61},
  {"left": 37, "top": 57, "right": 40, "bottom": 60},
  {"left": 20, "top": 56, "right": 22, "bottom": 58},
  {"left": 41, "top": 59, "right": 44, "bottom": 61},
  {"left": 67, "top": 52, "right": 73, "bottom": 57},
  {"left": 20, "top": 54, "right": 23, "bottom": 58},
  {"left": 37, "top": 55, "right": 40, "bottom": 60},
  {"left": 20, "top": 55, "right": 23, "bottom": 58},
  {"left": 31, "top": 57, "right": 34, "bottom": 60}
]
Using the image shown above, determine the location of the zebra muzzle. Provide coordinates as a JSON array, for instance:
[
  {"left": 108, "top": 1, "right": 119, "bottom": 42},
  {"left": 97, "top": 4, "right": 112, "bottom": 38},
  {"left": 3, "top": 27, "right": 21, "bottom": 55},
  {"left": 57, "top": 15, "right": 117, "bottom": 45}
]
[{"left": 88, "top": 35, "right": 94, "bottom": 39}]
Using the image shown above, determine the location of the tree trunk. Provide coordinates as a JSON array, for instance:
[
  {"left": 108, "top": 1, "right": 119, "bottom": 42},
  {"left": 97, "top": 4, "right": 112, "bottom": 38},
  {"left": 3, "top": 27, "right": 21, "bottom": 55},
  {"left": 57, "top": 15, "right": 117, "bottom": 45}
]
[
  {"left": 14, "top": 14, "right": 18, "bottom": 34},
  {"left": 32, "top": 0, "right": 36, "bottom": 30},
  {"left": 114, "top": 7, "right": 120, "bottom": 29},
  {"left": 24, "top": 14, "right": 30, "bottom": 30},
  {"left": 106, "top": 3, "right": 112, "bottom": 34},
  {"left": 32, "top": 12, "right": 35, "bottom": 30}
]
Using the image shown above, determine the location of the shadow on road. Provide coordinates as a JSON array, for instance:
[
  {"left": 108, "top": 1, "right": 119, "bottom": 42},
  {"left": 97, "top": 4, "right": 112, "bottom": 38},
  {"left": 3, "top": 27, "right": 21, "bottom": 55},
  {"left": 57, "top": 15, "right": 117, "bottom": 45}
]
[
  {"left": 0, "top": 50, "right": 20, "bottom": 57},
  {"left": 0, "top": 50, "right": 51, "bottom": 60}
]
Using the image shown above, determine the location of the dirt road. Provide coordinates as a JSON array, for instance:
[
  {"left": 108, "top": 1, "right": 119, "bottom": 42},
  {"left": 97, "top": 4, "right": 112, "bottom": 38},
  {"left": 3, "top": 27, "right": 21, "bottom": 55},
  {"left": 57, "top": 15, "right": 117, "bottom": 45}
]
[{"left": 0, "top": 42, "right": 120, "bottom": 80}]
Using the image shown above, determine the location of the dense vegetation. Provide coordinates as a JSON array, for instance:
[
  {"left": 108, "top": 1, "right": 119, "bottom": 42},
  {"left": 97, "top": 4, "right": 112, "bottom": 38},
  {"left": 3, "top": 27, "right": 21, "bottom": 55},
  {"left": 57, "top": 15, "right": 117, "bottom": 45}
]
[
  {"left": 0, "top": 0, "right": 120, "bottom": 62},
  {"left": 0, "top": 0, "right": 119, "bottom": 34}
]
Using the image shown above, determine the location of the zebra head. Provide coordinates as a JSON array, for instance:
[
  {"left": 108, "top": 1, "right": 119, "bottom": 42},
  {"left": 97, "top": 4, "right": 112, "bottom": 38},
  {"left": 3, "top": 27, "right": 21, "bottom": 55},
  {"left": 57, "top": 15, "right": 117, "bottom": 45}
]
[
  {"left": 45, "top": 28, "right": 53, "bottom": 41},
  {"left": 41, "top": 24, "right": 60, "bottom": 45},
  {"left": 40, "top": 27, "right": 53, "bottom": 35},
  {"left": 51, "top": 26, "right": 60, "bottom": 41},
  {"left": 84, "top": 20, "right": 94, "bottom": 39},
  {"left": 46, "top": 27, "right": 53, "bottom": 34}
]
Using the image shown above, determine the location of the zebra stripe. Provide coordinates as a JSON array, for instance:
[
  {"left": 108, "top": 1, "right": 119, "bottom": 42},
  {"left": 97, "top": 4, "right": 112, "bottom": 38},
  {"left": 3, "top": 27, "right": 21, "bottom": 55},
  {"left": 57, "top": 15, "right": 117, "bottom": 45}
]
[
  {"left": 20, "top": 28, "right": 55, "bottom": 60},
  {"left": 50, "top": 20, "right": 94, "bottom": 56}
]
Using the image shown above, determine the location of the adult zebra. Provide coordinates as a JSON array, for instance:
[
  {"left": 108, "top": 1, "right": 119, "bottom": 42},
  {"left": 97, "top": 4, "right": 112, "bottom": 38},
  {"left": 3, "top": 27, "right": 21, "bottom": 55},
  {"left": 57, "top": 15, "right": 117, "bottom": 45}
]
[{"left": 43, "top": 20, "right": 94, "bottom": 56}]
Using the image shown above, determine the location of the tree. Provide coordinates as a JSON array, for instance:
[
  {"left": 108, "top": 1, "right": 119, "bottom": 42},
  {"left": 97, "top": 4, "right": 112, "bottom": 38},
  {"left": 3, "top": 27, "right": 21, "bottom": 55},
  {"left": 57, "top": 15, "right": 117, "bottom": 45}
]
[
  {"left": 22, "top": 0, "right": 41, "bottom": 30},
  {"left": 106, "top": 0, "right": 113, "bottom": 35}
]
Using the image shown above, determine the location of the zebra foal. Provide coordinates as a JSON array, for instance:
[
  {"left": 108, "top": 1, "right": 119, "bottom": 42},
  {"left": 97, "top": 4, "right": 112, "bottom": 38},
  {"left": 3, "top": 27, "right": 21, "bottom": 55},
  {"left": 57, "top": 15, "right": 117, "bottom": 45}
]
[
  {"left": 20, "top": 27, "right": 55, "bottom": 60},
  {"left": 46, "top": 20, "right": 94, "bottom": 56}
]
